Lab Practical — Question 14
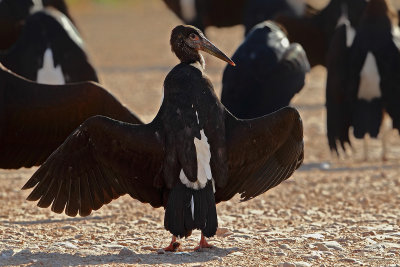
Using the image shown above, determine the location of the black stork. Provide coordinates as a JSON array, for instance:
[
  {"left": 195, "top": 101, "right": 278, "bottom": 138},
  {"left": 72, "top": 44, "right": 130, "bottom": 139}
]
[
  {"left": 162, "top": 0, "right": 306, "bottom": 34},
  {"left": 0, "top": 7, "right": 98, "bottom": 84},
  {"left": 0, "top": 0, "right": 74, "bottom": 50},
  {"left": 275, "top": 0, "right": 367, "bottom": 67},
  {"left": 22, "top": 25, "right": 304, "bottom": 251},
  {"left": 221, "top": 21, "right": 310, "bottom": 119},
  {"left": 0, "top": 63, "right": 141, "bottom": 169},
  {"left": 326, "top": 0, "right": 400, "bottom": 160}
]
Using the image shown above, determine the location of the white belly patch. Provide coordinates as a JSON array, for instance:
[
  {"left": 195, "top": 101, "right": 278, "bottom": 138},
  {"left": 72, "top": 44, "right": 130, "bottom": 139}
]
[
  {"left": 358, "top": 52, "right": 381, "bottom": 101},
  {"left": 179, "top": 130, "right": 212, "bottom": 190},
  {"left": 37, "top": 48, "right": 65, "bottom": 85}
]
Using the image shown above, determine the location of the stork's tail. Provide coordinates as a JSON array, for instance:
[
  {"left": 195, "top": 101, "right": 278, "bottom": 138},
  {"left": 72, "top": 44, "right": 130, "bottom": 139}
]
[{"left": 164, "top": 181, "right": 217, "bottom": 238}]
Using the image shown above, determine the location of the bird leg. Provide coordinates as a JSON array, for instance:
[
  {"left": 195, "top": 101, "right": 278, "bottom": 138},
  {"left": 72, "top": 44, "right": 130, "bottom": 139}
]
[
  {"left": 194, "top": 233, "right": 213, "bottom": 251},
  {"left": 363, "top": 135, "right": 369, "bottom": 161},
  {"left": 163, "top": 235, "right": 181, "bottom": 252}
]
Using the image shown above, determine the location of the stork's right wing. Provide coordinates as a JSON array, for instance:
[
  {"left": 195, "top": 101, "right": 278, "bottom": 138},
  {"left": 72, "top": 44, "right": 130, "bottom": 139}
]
[{"left": 22, "top": 116, "right": 165, "bottom": 217}]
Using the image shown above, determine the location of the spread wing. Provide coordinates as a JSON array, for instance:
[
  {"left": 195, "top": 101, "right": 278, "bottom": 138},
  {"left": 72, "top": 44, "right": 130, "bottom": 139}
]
[
  {"left": 22, "top": 115, "right": 165, "bottom": 217},
  {"left": 326, "top": 24, "right": 355, "bottom": 154},
  {"left": 0, "top": 65, "right": 142, "bottom": 169},
  {"left": 214, "top": 106, "right": 304, "bottom": 203}
]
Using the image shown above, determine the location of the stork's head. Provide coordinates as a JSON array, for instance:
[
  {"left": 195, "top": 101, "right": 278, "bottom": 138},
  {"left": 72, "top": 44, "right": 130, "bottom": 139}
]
[{"left": 170, "top": 25, "right": 235, "bottom": 67}]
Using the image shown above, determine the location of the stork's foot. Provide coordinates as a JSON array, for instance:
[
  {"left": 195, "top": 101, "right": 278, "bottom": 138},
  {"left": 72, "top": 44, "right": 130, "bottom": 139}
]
[
  {"left": 163, "top": 242, "right": 181, "bottom": 252},
  {"left": 163, "top": 236, "right": 181, "bottom": 252},
  {"left": 194, "top": 234, "right": 213, "bottom": 251}
]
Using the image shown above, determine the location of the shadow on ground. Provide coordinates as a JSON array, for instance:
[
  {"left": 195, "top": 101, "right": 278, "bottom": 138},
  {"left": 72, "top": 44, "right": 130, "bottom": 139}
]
[{"left": 1, "top": 247, "right": 239, "bottom": 266}]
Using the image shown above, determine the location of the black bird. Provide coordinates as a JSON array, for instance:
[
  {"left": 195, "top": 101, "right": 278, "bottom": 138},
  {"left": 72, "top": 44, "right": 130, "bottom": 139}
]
[
  {"left": 243, "top": 0, "right": 306, "bottom": 35},
  {"left": 326, "top": 0, "right": 400, "bottom": 160},
  {"left": 162, "top": 0, "right": 304, "bottom": 34},
  {"left": 0, "top": 7, "right": 98, "bottom": 84},
  {"left": 0, "top": 0, "right": 74, "bottom": 50},
  {"left": 22, "top": 25, "right": 304, "bottom": 251},
  {"left": 0, "top": 63, "right": 141, "bottom": 169},
  {"left": 275, "top": 0, "right": 367, "bottom": 67},
  {"left": 221, "top": 21, "right": 310, "bottom": 119}
]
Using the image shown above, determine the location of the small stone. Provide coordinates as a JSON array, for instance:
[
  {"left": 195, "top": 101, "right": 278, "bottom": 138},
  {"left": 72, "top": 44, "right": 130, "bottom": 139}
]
[
  {"left": 141, "top": 245, "right": 154, "bottom": 250},
  {"left": 278, "top": 263, "right": 296, "bottom": 267},
  {"left": 294, "top": 262, "right": 312, "bottom": 267},
  {"left": 279, "top": 244, "right": 291, "bottom": 250},
  {"left": 61, "top": 225, "right": 78, "bottom": 231},
  {"left": 216, "top": 227, "right": 233, "bottom": 237},
  {"left": 302, "top": 233, "right": 324, "bottom": 240},
  {"left": 157, "top": 249, "right": 165, "bottom": 254},
  {"left": 323, "top": 241, "right": 343, "bottom": 251},
  {"left": 315, "top": 243, "right": 329, "bottom": 251},
  {"left": 276, "top": 251, "right": 287, "bottom": 256},
  {"left": 340, "top": 258, "right": 362, "bottom": 264},
  {"left": 119, "top": 248, "right": 135, "bottom": 256},
  {"left": 229, "top": 251, "right": 244, "bottom": 256}
]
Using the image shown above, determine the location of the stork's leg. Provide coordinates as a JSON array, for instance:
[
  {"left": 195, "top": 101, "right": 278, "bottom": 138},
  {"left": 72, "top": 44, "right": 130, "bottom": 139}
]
[
  {"left": 194, "top": 233, "right": 213, "bottom": 251},
  {"left": 381, "top": 127, "right": 389, "bottom": 161},
  {"left": 363, "top": 135, "right": 369, "bottom": 161},
  {"left": 163, "top": 235, "right": 181, "bottom": 252}
]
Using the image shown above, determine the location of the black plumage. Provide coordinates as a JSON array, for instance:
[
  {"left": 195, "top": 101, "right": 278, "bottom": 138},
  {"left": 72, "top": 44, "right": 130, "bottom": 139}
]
[
  {"left": 326, "top": 0, "right": 400, "bottom": 158},
  {"left": 0, "top": 8, "right": 98, "bottom": 83},
  {"left": 275, "top": 0, "right": 367, "bottom": 67},
  {"left": 0, "top": 63, "right": 141, "bottom": 169},
  {"left": 162, "top": 0, "right": 304, "bottom": 34},
  {"left": 243, "top": 0, "right": 306, "bottom": 35},
  {"left": 221, "top": 21, "right": 309, "bottom": 119},
  {"left": 0, "top": 0, "right": 74, "bottom": 50},
  {"left": 22, "top": 25, "right": 304, "bottom": 250}
]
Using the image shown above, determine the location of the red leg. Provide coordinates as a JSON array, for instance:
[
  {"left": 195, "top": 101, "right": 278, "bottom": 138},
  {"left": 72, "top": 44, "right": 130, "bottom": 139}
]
[
  {"left": 163, "top": 235, "right": 181, "bottom": 252},
  {"left": 194, "top": 233, "right": 213, "bottom": 251}
]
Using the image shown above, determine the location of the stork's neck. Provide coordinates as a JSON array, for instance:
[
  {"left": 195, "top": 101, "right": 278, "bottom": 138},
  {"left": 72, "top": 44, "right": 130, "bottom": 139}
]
[{"left": 180, "top": 53, "right": 205, "bottom": 69}]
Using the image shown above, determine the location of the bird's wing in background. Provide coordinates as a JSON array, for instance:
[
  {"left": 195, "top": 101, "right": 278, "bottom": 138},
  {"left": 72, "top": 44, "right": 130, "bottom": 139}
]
[
  {"left": 22, "top": 116, "right": 165, "bottom": 217},
  {"left": 0, "top": 64, "right": 142, "bottom": 169},
  {"left": 326, "top": 24, "right": 356, "bottom": 154},
  {"left": 214, "top": 107, "right": 304, "bottom": 203}
]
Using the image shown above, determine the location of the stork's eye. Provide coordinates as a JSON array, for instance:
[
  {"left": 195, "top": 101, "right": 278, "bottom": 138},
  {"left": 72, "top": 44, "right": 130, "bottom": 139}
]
[{"left": 189, "top": 33, "right": 198, "bottom": 40}]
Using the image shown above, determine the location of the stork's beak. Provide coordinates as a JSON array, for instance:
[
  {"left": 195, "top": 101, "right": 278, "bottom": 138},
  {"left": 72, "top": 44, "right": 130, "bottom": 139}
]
[{"left": 199, "top": 38, "right": 235, "bottom": 66}]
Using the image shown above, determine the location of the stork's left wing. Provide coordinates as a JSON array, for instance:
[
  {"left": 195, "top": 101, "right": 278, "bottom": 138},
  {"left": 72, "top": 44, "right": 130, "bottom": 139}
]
[{"left": 214, "top": 107, "right": 304, "bottom": 203}]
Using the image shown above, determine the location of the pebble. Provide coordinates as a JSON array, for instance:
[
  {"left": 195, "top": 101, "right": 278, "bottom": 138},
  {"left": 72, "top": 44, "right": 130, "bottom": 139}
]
[
  {"left": 302, "top": 233, "right": 324, "bottom": 240},
  {"left": 340, "top": 258, "right": 362, "bottom": 264},
  {"left": 216, "top": 227, "right": 233, "bottom": 237},
  {"left": 157, "top": 249, "right": 165, "bottom": 254},
  {"left": 294, "top": 262, "right": 312, "bottom": 267},
  {"left": 278, "top": 263, "right": 296, "bottom": 267},
  {"left": 279, "top": 244, "right": 291, "bottom": 250},
  {"left": 61, "top": 226, "right": 78, "bottom": 231},
  {"left": 322, "top": 241, "right": 343, "bottom": 251},
  {"left": 119, "top": 248, "right": 136, "bottom": 256},
  {"left": 315, "top": 243, "right": 329, "bottom": 251},
  {"left": 229, "top": 251, "right": 244, "bottom": 256}
]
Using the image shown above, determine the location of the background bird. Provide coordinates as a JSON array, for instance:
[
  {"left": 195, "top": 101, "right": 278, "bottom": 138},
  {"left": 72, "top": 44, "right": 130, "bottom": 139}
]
[
  {"left": 0, "top": 7, "right": 98, "bottom": 84},
  {"left": 22, "top": 25, "right": 304, "bottom": 252},
  {"left": 0, "top": 0, "right": 74, "bottom": 50},
  {"left": 275, "top": 0, "right": 367, "bottom": 67},
  {"left": 326, "top": 0, "right": 400, "bottom": 160},
  {"left": 221, "top": 21, "right": 310, "bottom": 119},
  {"left": 0, "top": 63, "right": 141, "bottom": 169}
]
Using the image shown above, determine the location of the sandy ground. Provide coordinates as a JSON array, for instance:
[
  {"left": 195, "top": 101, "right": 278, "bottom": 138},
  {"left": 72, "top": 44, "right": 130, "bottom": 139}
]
[{"left": 2, "top": 0, "right": 400, "bottom": 266}]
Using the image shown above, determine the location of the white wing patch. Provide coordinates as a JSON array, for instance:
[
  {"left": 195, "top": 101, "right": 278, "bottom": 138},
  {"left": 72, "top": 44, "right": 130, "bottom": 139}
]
[
  {"left": 336, "top": 3, "right": 355, "bottom": 47},
  {"left": 179, "top": 130, "right": 212, "bottom": 190},
  {"left": 30, "top": 0, "right": 43, "bottom": 13},
  {"left": 180, "top": 0, "right": 197, "bottom": 22},
  {"left": 37, "top": 48, "right": 65, "bottom": 85},
  {"left": 358, "top": 52, "right": 381, "bottom": 101}
]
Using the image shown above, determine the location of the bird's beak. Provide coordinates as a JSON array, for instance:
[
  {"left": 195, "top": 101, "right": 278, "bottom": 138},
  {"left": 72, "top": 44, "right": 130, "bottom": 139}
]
[{"left": 199, "top": 38, "right": 235, "bottom": 66}]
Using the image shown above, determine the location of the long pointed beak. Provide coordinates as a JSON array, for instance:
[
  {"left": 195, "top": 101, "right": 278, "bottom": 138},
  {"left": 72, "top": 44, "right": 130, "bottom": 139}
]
[{"left": 199, "top": 38, "right": 235, "bottom": 66}]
